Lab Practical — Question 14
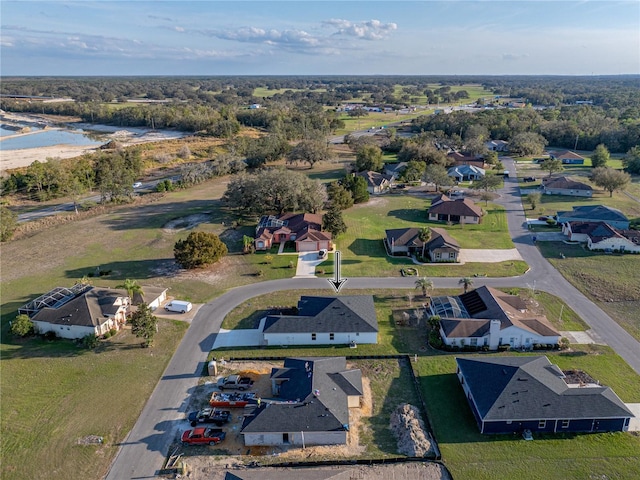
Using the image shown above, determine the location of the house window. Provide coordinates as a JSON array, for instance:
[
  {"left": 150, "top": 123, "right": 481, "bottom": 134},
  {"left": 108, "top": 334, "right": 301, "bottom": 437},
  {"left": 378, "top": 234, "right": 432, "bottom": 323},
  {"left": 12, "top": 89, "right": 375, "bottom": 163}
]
[
  {"left": 356, "top": 332, "right": 359, "bottom": 336},
  {"left": 329, "top": 333, "right": 335, "bottom": 341},
  {"left": 435, "top": 252, "right": 441, "bottom": 259},
  {"left": 561, "top": 420, "right": 569, "bottom": 428},
  {"left": 311, "top": 333, "right": 317, "bottom": 341},
  {"left": 470, "top": 338, "right": 478, "bottom": 346},
  {"left": 538, "top": 420, "right": 546, "bottom": 429}
]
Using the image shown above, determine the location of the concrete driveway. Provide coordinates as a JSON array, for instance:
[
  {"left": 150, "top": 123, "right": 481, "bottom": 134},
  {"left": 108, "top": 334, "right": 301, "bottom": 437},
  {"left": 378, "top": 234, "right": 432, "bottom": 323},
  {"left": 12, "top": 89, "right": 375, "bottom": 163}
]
[
  {"left": 294, "top": 251, "right": 325, "bottom": 277},
  {"left": 458, "top": 248, "right": 523, "bottom": 264},
  {"left": 212, "top": 318, "right": 265, "bottom": 350}
]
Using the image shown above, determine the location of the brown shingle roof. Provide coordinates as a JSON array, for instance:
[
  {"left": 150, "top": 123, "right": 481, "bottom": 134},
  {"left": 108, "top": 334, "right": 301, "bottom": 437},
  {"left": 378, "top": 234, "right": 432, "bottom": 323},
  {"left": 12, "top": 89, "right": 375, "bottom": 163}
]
[
  {"left": 428, "top": 197, "right": 483, "bottom": 218},
  {"left": 543, "top": 176, "right": 592, "bottom": 191}
]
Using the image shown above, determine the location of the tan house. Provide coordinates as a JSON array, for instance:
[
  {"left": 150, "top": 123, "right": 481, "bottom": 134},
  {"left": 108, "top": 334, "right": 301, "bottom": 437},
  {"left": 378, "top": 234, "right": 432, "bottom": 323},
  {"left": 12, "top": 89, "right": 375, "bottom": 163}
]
[
  {"left": 355, "top": 171, "right": 393, "bottom": 194},
  {"left": 542, "top": 176, "right": 593, "bottom": 197},
  {"left": 384, "top": 226, "right": 460, "bottom": 262},
  {"left": 550, "top": 150, "right": 585, "bottom": 164},
  {"left": 428, "top": 194, "right": 483, "bottom": 224}
]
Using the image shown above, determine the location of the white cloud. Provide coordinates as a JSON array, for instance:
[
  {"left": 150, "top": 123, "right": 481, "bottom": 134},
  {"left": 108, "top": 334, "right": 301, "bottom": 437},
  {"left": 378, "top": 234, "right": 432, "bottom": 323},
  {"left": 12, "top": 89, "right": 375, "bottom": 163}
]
[{"left": 323, "top": 18, "right": 398, "bottom": 40}]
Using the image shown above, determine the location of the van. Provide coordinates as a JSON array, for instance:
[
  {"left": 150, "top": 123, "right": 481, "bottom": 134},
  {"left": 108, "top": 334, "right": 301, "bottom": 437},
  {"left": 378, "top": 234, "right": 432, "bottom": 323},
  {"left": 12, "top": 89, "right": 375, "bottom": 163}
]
[{"left": 164, "top": 300, "right": 192, "bottom": 313}]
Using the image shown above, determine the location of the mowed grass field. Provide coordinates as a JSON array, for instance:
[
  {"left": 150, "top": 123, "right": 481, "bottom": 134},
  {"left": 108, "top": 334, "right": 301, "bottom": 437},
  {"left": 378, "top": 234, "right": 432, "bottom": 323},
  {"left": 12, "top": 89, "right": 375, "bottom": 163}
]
[
  {"left": 1, "top": 320, "right": 188, "bottom": 480},
  {"left": 538, "top": 242, "right": 640, "bottom": 342},
  {"left": 337, "top": 195, "right": 522, "bottom": 277},
  {"left": 416, "top": 349, "right": 640, "bottom": 480}
]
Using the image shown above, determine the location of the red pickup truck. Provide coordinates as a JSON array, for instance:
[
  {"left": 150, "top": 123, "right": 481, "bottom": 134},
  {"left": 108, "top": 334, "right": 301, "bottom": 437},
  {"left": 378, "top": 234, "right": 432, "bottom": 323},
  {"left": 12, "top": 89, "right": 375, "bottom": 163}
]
[{"left": 181, "top": 427, "right": 226, "bottom": 446}]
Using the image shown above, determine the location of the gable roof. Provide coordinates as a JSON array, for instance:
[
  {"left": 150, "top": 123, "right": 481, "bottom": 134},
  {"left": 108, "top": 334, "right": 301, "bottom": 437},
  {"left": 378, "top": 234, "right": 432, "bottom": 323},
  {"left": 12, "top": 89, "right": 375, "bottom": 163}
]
[
  {"left": 31, "top": 287, "right": 128, "bottom": 328},
  {"left": 557, "top": 205, "right": 628, "bottom": 223},
  {"left": 456, "top": 356, "right": 633, "bottom": 422},
  {"left": 263, "top": 296, "right": 378, "bottom": 334},
  {"left": 427, "top": 227, "right": 460, "bottom": 251},
  {"left": 551, "top": 150, "right": 585, "bottom": 160},
  {"left": 447, "top": 151, "right": 484, "bottom": 163},
  {"left": 241, "top": 357, "right": 362, "bottom": 434},
  {"left": 543, "top": 176, "right": 592, "bottom": 191},
  {"left": 355, "top": 170, "right": 393, "bottom": 188},
  {"left": 428, "top": 196, "right": 483, "bottom": 218},
  {"left": 384, "top": 162, "right": 408, "bottom": 175},
  {"left": 447, "top": 165, "right": 486, "bottom": 178},
  {"left": 384, "top": 227, "right": 426, "bottom": 249},
  {"left": 256, "top": 212, "right": 328, "bottom": 240}
]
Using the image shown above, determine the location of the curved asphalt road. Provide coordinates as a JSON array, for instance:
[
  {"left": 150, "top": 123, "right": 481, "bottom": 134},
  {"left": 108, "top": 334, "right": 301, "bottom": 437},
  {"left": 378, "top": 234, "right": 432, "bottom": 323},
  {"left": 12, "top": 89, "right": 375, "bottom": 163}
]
[{"left": 105, "top": 157, "right": 640, "bottom": 479}]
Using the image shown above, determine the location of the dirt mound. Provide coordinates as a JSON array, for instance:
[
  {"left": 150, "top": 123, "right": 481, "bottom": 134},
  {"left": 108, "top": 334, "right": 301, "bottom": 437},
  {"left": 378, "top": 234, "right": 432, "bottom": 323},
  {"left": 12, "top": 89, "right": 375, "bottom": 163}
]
[
  {"left": 162, "top": 213, "right": 211, "bottom": 232},
  {"left": 390, "top": 403, "right": 433, "bottom": 457}
]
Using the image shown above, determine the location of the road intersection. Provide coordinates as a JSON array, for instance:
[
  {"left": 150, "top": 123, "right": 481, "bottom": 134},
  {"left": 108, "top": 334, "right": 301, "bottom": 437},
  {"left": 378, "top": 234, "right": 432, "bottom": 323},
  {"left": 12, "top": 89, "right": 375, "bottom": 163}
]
[{"left": 104, "top": 156, "right": 640, "bottom": 479}]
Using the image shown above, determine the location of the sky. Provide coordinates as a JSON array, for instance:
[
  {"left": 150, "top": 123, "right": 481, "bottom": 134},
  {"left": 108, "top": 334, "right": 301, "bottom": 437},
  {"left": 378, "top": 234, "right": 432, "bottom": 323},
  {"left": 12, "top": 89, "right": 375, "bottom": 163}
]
[{"left": 1, "top": 1, "right": 639, "bottom": 76}]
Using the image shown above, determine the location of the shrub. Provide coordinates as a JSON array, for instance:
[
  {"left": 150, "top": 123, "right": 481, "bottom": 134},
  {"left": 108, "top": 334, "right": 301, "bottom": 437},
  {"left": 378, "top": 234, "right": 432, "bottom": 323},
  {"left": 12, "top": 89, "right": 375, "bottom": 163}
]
[
  {"left": 559, "top": 337, "right": 570, "bottom": 350},
  {"left": 43, "top": 331, "right": 58, "bottom": 341},
  {"left": 109, "top": 328, "right": 117, "bottom": 336},
  {"left": 82, "top": 334, "right": 99, "bottom": 349},
  {"left": 174, "top": 231, "right": 228, "bottom": 269},
  {"left": 103, "top": 331, "right": 112, "bottom": 339},
  {"left": 10, "top": 314, "right": 34, "bottom": 337}
]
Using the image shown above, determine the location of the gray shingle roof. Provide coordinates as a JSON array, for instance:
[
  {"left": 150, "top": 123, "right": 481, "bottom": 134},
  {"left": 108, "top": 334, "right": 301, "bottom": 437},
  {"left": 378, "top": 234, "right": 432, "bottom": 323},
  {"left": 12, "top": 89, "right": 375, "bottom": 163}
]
[
  {"left": 558, "top": 205, "right": 628, "bottom": 223},
  {"left": 241, "top": 357, "right": 362, "bottom": 434},
  {"left": 456, "top": 356, "right": 633, "bottom": 422},
  {"left": 263, "top": 296, "right": 378, "bottom": 334}
]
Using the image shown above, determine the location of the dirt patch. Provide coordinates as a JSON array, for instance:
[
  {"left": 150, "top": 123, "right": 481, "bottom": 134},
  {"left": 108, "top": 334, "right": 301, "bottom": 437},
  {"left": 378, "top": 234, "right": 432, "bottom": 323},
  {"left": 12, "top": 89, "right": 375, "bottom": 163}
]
[
  {"left": 390, "top": 403, "right": 433, "bottom": 457},
  {"left": 562, "top": 369, "right": 598, "bottom": 385},
  {"left": 355, "top": 196, "right": 387, "bottom": 208},
  {"left": 162, "top": 213, "right": 212, "bottom": 232}
]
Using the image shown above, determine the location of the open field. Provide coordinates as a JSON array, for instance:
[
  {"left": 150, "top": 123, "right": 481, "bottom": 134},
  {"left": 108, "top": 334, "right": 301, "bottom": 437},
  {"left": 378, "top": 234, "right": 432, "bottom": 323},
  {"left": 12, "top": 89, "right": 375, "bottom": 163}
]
[
  {"left": 537, "top": 242, "right": 640, "bottom": 342},
  {"left": 0, "top": 320, "right": 188, "bottom": 480},
  {"left": 416, "top": 348, "right": 640, "bottom": 480}
]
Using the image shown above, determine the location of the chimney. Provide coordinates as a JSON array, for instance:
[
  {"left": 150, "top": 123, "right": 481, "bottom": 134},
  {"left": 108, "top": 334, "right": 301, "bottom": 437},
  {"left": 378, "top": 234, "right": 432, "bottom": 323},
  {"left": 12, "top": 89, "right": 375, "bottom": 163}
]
[{"left": 489, "top": 319, "right": 501, "bottom": 350}]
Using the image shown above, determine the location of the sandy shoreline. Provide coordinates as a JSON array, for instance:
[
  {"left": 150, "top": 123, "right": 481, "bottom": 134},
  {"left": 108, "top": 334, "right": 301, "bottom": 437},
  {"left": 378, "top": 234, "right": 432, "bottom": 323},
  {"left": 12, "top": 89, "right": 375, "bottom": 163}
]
[{"left": 0, "top": 111, "right": 189, "bottom": 172}]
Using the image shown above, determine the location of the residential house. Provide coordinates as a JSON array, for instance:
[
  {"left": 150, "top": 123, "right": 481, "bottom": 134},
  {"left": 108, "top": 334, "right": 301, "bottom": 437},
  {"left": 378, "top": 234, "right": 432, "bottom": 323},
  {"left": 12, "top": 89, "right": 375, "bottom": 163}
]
[
  {"left": 384, "top": 227, "right": 460, "bottom": 262},
  {"left": 542, "top": 176, "right": 593, "bottom": 197},
  {"left": 355, "top": 171, "right": 393, "bottom": 194},
  {"left": 383, "top": 162, "right": 408, "bottom": 180},
  {"left": 456, "top": 356, "right": 634, "bottom": 434},
  {"left": 241, "top": 357, "right": 363, "bottom": 446},
  {"left": 563, "top": 221, "right": 640, "bottom": 253},
  {"left": 447, "top": 165, "right": 486, "bottom": 182},
  {"left": 19, "top": 284, "right": 168, "bottom": 340},
  {"left": 550, "top": 150, "right": 585, "bottom": 165},
  {"left": 447, "top": 151, "right": 486, "bottom": 169},
  {"left": 428, "top": 194, "right": 483, "bottom": 224},
  {"left": 430, "top": 286, "right": 561, "bottom": 350},
  {"left": 556, "top": 205, "right": 630, "bottom": 230},
  {"left": 254, "top": 213, "right": 333, "bottom": 252},
  {"left": 262, "top": 295, "right": 378, "bottom": 346},
  {"left": 485, "top": 140, "right": 509, "bottom": 152}
]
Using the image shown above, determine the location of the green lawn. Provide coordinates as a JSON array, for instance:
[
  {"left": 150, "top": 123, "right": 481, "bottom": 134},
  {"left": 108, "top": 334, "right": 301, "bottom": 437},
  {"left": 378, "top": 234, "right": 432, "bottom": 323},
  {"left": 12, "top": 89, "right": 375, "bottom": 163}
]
[
  {"left": 416, "top": 348, "right": 640, "bottom": 480},
  {"left": 538, "top": 242, "right": 640, "bottom": 341},
  {"left": 337, "top": 196, "right": 515, "bottom": 277},
  {"left": 0, "top": 320, "right": 188, "bottom": 480}
]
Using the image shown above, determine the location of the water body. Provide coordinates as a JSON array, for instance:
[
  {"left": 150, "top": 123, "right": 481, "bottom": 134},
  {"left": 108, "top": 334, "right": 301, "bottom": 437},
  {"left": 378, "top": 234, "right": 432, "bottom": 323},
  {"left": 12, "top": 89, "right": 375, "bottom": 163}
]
[{"left": 0, "top": 129, "right": 105, "bottom": 150}]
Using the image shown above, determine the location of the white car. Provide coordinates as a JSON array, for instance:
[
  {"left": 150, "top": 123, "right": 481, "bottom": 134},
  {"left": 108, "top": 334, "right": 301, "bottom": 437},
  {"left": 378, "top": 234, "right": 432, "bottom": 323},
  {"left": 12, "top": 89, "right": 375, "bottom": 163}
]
[
  {"left": 318, "top": 249, "right": 328, "bottom": 259},
  {"left": 522, "top": 429, "right": 533, "bottom": 441},
  {"left": 133, "top": 182, "right": 143, "bottom": 188}
]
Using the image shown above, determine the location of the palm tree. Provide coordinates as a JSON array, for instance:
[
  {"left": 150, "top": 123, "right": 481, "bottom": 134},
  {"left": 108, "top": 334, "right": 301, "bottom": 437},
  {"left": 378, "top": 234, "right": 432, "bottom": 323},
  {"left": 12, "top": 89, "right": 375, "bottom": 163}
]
[
  {"left": 458, "top": 277, "right": 474, "bottom": 294},
  {"left": 116, "top": 278, "right": 143, "bottom": 303},
  {"left": 415, "top": 277, "right": 434, "bottom": 297},
  {"left": 418, "top": 227, "right": 431, "bottom": 259}
]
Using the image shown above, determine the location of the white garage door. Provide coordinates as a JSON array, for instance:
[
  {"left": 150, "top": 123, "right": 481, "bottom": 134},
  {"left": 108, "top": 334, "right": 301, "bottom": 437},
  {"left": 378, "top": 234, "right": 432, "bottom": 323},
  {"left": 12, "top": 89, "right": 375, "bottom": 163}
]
[{"left": 297, "top": 241, "right": 316, "bottom": 252}]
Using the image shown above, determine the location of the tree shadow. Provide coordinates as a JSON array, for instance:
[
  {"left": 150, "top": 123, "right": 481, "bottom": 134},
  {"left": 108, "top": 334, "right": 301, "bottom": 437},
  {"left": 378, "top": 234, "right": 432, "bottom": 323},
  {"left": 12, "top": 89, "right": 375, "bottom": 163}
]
[
  {"left": 64, "top": 258, "right": 177, "bottom": 282},
  {"left": 347, "top": 238, "right": 386, "bottom": 257}
]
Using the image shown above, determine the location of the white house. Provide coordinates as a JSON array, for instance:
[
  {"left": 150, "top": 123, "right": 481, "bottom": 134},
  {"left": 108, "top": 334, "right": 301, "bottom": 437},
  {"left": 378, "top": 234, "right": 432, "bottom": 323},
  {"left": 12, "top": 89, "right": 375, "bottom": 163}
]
[
  {"left": 20, "top": 284, "right": 168, "bottom": 339},
  {"left": 447, "top": 165, "right": 485, "bottom": 182},
  {"left": 241, "top": 357, "right": 362, "bottom": 446},
  {"left": 430, "top": 286, "right": 560, "bottom": 350},
  {"left": 262, "top": 296, "right": 378, "bottom": 346},
  {"left": 485, "top": 140, "right": 509, "bottom": 152}
]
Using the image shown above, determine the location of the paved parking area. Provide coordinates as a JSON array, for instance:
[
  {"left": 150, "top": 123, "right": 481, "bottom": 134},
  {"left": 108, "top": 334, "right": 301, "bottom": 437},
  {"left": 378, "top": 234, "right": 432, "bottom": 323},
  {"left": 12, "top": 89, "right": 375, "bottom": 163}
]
[
  {"left": 211, "top": 318, "right": 266, "bottom": 350},
  {"left": 559, "top": 330, "right": 605, "bottom": 345},
  {"left": 626, "top": 404, "right": 640, "bottom": 431}
]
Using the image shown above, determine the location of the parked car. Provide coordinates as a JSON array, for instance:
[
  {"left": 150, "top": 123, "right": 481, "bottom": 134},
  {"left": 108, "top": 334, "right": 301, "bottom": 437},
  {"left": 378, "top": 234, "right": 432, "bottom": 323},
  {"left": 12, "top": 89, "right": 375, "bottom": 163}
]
[
  {"left": 133, "top": 182, "right": 143, "bottom": 188},
  {"left": 523, "top": 176, "right": 536, "bottom": 182},
  {"left": 522, "top": 429, "right": 533, "bottom": 441},
  {"left": 216, "top": 374, "right": 254, "bottom": 391},
  {"left": 181, "top": 427, "right": 226, "bottom": 446},
  {"left": 318, "top": 249, "right": 328, "bottom": 259},
  {"left": 187, "top": 407, "right": 231, "bottom": 427}
]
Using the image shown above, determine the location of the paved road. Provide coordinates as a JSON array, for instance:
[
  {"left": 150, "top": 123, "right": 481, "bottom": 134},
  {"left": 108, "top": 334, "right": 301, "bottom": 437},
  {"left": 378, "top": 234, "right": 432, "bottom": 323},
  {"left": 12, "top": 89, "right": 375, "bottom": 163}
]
[{"left": 105, "top": 158, "right": 640, "bottom": 479}]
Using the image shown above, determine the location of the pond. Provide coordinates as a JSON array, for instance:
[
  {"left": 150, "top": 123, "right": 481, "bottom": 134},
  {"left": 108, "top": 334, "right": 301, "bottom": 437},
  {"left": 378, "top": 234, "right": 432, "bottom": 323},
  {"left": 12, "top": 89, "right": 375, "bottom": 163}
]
[{"left": 0, "top": 129, "right": 106, "bottom": 150}]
